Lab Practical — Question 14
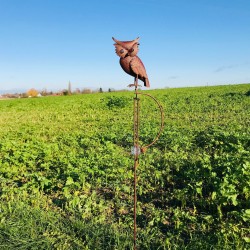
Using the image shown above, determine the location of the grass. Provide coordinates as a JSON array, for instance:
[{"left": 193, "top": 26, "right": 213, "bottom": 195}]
[{"left": 0, "top": 83, "right": 250, "bottom": 249}]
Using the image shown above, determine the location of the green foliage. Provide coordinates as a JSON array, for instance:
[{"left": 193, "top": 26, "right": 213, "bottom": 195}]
[
  {"left": 105, "top": 96, "right": 129, "bottom": 109},
  {"left": 0, "top": 84, "right": 250, "bottom": 249}
]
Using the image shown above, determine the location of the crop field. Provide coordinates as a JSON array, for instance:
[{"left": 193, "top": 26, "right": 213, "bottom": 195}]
[{"left": 0, "top": 84, "right": 249, "bottom": 249}]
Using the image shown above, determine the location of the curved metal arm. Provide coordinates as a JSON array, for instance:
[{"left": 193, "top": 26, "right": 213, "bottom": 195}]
[{"left": 136, "top": 92, "right": 164, "bottom": 153}]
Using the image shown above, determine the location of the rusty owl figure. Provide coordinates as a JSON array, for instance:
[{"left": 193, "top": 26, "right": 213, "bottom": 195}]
[{"left": 112, "top": 37, "right": 150, "bottom": 88}]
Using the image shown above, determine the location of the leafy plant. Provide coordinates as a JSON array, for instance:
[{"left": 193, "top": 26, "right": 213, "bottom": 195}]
[{"left": 105, "top": 96, "right": 129, "bottom": 109}]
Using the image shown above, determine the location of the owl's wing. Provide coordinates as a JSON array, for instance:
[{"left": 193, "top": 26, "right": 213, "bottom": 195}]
[
  {"left": 114, "top": 44, "right": 128, "bottom": 58},
  {"left": 130, "top": 56, "right": 148, "bottom": 79},
  {"left": 130, "top": 56, "right": 150, "bottom": 87}
]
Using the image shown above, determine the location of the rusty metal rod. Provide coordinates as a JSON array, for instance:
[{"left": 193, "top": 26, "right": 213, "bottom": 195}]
[
  {"left": 133, "top": 158, "right": 138, "bottom": 249},
  {"left": 133, "top": 80, "right": 140, "bottom": 250},
  {"left": 136, "top": 92, "right": 164, "bottom": 152}
]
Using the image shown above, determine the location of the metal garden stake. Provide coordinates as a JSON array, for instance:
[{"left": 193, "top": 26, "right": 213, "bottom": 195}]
[{"left": 112, "top": 37, "right": 164, "bottom": 249}]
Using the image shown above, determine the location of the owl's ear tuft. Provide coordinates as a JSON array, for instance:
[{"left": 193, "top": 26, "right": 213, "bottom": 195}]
[
  {"left": 135, "top": 37, "right": 140, "bottom": 43},
  {"left": 112, "top": 37, "right": 118, "bottom": 43}
]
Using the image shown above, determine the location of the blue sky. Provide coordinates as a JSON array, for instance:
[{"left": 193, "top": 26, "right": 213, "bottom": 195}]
[{"left": 0, "top": 0, "right": 250, "bottom": 92}]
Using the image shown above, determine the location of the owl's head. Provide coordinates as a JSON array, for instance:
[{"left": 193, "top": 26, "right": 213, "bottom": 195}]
[{"left": 112, "top": 37, "right": 140, "bottom": 58}]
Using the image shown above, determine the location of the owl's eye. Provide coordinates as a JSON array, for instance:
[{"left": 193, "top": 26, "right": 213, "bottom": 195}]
[
  {"left": 120, "top": 49, "right": 124, "bottom": 54},
  {"left": 130, "top": 48, "right": 134, "bottom": 52}
]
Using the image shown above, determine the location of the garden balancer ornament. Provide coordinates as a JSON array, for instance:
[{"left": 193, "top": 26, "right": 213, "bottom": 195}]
[{"left": 112, "top": 36, "right": 165, "bottom": 250}]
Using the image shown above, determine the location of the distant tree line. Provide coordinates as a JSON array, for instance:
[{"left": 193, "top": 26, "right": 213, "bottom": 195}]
[
  {"left": 0, "top": 86, "right": 124, "bottom": 99},
  {"left": 0, "top": 80, "right": 130, "bottom": 99}
]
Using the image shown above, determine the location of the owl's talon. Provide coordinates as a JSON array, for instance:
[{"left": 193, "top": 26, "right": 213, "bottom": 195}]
[
  {"left": 127, "top": 84, "right": 135, "bottom": 87},
  {"left": 127, "top": 84, "right": 142, "bottom": 88}
]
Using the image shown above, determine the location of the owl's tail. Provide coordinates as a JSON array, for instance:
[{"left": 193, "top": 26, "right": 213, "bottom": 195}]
[{"left": 144, "top": 78, "right": 150, "bottom": 88}]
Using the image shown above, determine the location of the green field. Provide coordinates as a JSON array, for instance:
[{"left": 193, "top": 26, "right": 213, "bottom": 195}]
[{"left": 0, "top": 84, "right": 250, "bottom": 249}]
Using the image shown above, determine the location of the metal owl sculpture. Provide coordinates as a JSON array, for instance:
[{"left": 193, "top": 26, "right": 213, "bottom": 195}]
[{"left": 112, "top": 37, "right": 150, "bottom": 88}]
